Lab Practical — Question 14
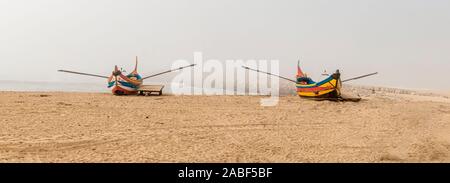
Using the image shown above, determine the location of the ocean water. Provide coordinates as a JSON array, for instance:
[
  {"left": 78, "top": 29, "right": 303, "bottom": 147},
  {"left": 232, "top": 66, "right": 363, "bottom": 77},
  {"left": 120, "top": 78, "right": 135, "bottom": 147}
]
[
  {"left": 0, "top": 80, "right": 296, "bottom": 95},
  {"left": 0, "top": 80, "right": 109, "bottom": 93},
  {"left": 0, "top": 80, "right": 178, "bottom": 94}
]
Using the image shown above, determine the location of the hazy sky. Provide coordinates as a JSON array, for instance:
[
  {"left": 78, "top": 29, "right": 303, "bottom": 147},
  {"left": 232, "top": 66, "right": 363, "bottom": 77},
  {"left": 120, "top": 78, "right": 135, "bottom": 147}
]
[{"left": 1, "top": 0, "right": 449, "bottom": 90}]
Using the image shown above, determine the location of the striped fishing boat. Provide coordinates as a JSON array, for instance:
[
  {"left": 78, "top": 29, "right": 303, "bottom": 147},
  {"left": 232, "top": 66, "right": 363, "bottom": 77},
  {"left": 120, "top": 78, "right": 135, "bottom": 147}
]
[
  {"left": 243, "top": 60, "right": 377, "bottom": 101},
  {"left": 58, "top": 56, "right": 196, "bottom": 96},
  {"left": 108, "top": 65, "right": 143, "bottom": 95},
  {"left": 295, "top": 63, "right": 342, "bottom": 99}
]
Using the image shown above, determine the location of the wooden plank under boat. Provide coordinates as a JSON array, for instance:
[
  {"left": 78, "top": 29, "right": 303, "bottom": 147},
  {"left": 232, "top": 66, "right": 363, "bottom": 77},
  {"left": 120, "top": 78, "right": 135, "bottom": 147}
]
[{"left": 137, "top": 85, "right": 165, "bottom": 96}]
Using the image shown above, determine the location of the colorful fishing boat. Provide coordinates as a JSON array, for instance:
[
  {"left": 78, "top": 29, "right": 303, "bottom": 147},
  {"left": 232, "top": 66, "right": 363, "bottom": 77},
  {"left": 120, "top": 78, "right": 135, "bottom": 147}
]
[
  {"left": 59, "top": 56, "right": 195, "bottom": 95},
  {"left": 295, "top": 63, "right": 342, "bottom": 99},
  {"left": 242, "top": 61, "right": 377, "bottom": 101},
  {"left": 107, "top": 64, "right": 143, "bottom": 95}
]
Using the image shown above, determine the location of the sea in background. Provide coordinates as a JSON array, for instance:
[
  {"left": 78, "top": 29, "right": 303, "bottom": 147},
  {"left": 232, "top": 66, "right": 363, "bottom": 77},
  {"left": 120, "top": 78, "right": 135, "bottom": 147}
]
[
  {"left": 0, "top": 80, "right": 109, "bottom": 93},
  {"left": 0, "top": 80, "right": 297, "bottom": 95},
  {"left": 0, "top": 80, "right": 205, "bottom": 94},
  {"left": 2, "top": 80, "right": 445, "bottom": 97}
]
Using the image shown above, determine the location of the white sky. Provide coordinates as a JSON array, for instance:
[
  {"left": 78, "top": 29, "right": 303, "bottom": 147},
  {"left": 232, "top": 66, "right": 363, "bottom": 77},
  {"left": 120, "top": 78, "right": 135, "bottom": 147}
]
[{"left": 1, "top": 0, "right": 449, "bottom": 90}]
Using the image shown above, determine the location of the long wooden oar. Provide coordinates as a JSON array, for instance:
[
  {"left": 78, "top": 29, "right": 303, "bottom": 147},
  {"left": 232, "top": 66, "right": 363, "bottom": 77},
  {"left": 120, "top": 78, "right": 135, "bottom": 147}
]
[
  {"left": 142, "top": 64, "right": 196, "bottom": 80},
  {"left": 342, "top": 72, "right": 378, "bottom": 83},
  {"left": 242, "top": 66, "right": 297, "bottom": 83},
  {"left": 58, "top": 70, "right": 109, "bottom": 79}
]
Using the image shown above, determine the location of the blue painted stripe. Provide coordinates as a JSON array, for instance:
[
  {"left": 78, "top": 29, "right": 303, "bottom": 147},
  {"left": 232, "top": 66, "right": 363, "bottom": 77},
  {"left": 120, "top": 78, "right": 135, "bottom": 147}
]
[
  {"left": 108, "top": 81, "right": 138, "bottom": 89},
  {"left": 108, "top": 81, "right": 115, "bottom": 88},
  {"left": 296, "top": 75, "right": 334, "bottom": 88},
  {"left": 118, "top": 81, "right": 138, "bottom": 89}
]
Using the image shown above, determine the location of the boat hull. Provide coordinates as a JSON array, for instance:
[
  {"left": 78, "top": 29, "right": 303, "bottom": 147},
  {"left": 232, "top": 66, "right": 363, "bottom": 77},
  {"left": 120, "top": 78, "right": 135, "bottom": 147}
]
[
  {"left": 111, "top": 85, "right": 138, "bottom": 95},
  {"left": 296, "top": 72, "right": 342, "bottom": 98},
  {"left": 108, "top": 72, "right": 142, "bottom": 95}
]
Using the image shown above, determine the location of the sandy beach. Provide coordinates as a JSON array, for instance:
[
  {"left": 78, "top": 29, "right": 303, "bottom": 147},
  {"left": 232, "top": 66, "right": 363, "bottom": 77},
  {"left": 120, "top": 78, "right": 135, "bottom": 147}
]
[{"left": 0, "top": 90, "right": 449, "bottom": 163}]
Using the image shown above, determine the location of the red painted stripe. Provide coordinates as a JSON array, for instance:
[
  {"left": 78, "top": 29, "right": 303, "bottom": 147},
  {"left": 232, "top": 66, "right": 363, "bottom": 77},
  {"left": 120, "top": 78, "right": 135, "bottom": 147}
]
[
  {"left": 297, "top": 86, "right": 334, "bottom": 92},
  {"left": 112, "top": 86, "right": 138, "bottom": 95}
]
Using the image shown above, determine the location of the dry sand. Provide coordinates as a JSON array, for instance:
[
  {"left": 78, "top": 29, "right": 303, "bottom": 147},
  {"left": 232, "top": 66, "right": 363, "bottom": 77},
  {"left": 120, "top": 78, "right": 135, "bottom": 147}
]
[{"left": 0, "top": 90, "right": 449, "bottom": 163}]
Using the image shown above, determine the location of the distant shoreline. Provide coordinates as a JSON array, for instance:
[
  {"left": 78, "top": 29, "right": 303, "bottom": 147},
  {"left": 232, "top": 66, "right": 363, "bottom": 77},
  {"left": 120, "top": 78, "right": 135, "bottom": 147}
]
[{"left": 1, "top": 80, "right": 449, "bottom": 98}]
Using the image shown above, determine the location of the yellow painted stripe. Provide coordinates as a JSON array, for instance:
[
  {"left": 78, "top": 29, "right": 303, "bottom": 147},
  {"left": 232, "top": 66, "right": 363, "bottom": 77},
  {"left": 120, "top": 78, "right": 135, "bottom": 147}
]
[{"left": 297, "top": 78, "right": 340, "bottom": 97}]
